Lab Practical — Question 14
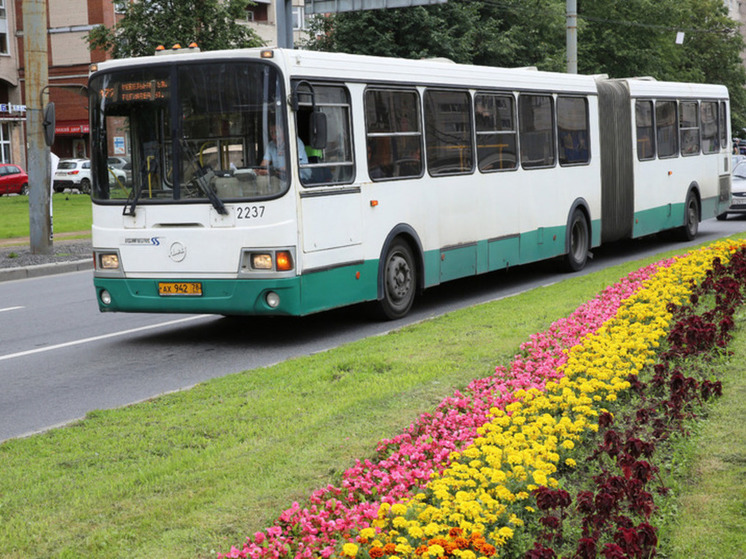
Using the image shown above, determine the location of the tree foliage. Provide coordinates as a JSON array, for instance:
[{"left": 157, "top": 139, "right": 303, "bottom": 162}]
[
  {"left": 87, "top": 0, "right": 263, "bottom": 59},
  {"left": 303, "top": 0, "right": 746, "bottom": 129}
]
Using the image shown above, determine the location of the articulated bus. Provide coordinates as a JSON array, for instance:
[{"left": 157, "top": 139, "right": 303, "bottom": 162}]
[{"left": 88, "top": 48, "right": 731, "bottom": 319}]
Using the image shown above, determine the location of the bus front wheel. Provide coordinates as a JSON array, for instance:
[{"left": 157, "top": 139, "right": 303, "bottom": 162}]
[
  {"left": 563, "top": 209, "right": 589, "bottom": 272},
  {"left": 377, "top": 240, "right": 416, "bottom": 320}
]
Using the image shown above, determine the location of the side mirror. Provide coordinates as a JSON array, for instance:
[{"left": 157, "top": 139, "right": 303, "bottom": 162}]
[
  {"left": 43, "top": 102, "right": 55, "bottom": 147},
  {"left": 309, "top": 111, "right": 327, "bottom": 150}
]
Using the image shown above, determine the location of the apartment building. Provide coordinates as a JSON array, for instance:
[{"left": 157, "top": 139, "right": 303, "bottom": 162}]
[{"left": 0, "top": 0, "right": 25, "bottom": 165}]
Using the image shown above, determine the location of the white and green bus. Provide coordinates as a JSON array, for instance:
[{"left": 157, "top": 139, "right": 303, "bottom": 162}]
[{"left": 89, "top": 47, "right": 731, "bottom": 319}]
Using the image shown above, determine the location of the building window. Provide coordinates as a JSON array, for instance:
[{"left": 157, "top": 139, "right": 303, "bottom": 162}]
[
  {"left": 247, "top": 3, "right": 268, "bottom": 22},
  {"left": 0, "top": 0, "right": 6, "bottom": 19},
  {"left": 293, "top": 6, "right": 305, "bottom": 30},
  {"left": 0, "top": 123, "right": 11, "bottom": 163}
]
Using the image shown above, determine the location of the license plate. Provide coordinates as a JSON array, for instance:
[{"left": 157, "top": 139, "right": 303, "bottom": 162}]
[{"left": 158, "top": 282, "right": 203, "bottom": 296}]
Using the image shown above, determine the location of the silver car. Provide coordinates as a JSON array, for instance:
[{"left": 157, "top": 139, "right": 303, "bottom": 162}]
[{"left": 719, "top": 159, "right": 746, "bottom": 220}]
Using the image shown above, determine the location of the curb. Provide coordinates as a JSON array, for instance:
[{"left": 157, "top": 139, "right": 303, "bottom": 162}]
[{"left": 0, "top": 259, "right": 93, "bottom": 282}]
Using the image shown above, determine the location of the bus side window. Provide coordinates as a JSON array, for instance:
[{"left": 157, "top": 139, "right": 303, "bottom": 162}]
[
  {"left": 365, "top": 88, "right": 423, "bottom": 181},
  {"left": 680, "top": 100, "right": 700, "bottom": 156},
  {"left": 719, "top": 101, "right": 728, "bottom": 150},
  {"left": 700, "top": 101, "right": 719, "bottom": 154},
  {"left": 656, "top": 100, "right": 678, "bottom": 158},
  {"left": 424, "top": 89, "right": 474, "bottom": 176},
  {"left": 636, "top": 100, "right": 655, "bottom": 160},
  {"left": 557, "top": 96, "right": 590, "bottom": 166},
  {"left": 296, "top": 84, "right": 354, "bottom": 187},
  {"left": 475, "top": 93, "right": 518, "bottom": 172},
  {"left": 519, "top": 94, "right": 556, "bottom": 169}
]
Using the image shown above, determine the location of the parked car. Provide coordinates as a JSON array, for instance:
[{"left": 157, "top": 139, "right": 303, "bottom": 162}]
[
  {"left": 107, "top": 156, "right": 132, "bottom": 185},
  {"left": 53, "top": 158, "right": 91, "bottom": 193},
  {"left": 718, "top": 159, "right": 746, "bottom": 220},
  {"left": 107, "top": 165, "right": 127, "bottom": 185},
  {"left": 0, "top": 163, "right": 29, "bottom": 196}
]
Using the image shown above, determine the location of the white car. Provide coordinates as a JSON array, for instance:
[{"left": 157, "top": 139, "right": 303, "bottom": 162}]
[
  {"left": 53, "top": 159, "right": 91, "bottom": 193},
  {"left": 719, "top": 159, "right": 746, "bottom": 220},
  {"left": 107, "top": 165, "right": 127, "bottom": 185}
]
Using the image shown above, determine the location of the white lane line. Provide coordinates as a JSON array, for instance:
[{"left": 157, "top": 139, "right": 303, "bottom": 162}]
[
  {"left": 0, "top": 315, "right": 208, "bottom": 362},
  {"left": 0, "top": 306, "right": 24, "bottom": 313}
]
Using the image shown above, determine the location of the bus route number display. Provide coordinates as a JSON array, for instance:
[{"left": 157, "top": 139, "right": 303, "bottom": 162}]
[{"left": 100, "top": 79, "right": 169, "bottom": 103}]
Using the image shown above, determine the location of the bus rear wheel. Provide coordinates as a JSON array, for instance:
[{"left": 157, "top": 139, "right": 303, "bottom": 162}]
[
  {"left": 377, "top": 240, "right": 416, "bottom": 320},
  {"left": 563, "top": 209, "right": 589, "bottom": 272},
  {"left": 678, "top": 192, "right": 699, "bottom": 241}
]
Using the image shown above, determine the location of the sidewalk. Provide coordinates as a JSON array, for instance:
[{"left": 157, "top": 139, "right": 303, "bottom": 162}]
[{"left": 0, "top": 232, "right": 93, "bottom": 282}]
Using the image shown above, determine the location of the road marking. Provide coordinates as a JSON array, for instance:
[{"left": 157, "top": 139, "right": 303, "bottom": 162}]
[
  {"left": 0, "top": 306, "right": 24, "bottom": 313},
  {"left": 0, "top": 315, "right": 208, "bottom": 362}
]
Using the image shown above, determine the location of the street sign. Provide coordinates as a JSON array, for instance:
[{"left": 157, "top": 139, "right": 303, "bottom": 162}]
[{"left": 305, "top": 0, "right": 447, "bottom": 15}]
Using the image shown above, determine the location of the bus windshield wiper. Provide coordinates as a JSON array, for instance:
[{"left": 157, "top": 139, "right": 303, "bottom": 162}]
[
  {"left": 180, "top": 139, "right": 228, "bottom": 215},
  {"left": 192, "top": 166, "right": 228, "bottom": 215},
  {"left": 123, "top": 182, "right": 143, "bottom": 216}
]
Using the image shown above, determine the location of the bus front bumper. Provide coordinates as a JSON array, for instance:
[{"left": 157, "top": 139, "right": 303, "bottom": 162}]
[{"left": 94, "top": 276, "right": 303, "bottom": 316}]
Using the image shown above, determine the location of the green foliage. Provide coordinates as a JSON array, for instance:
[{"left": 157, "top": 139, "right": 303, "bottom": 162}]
[
  {"left": 86, "top": 0, "right": 263, "bottom": 59},
  {"left": 0, "top": 194, "right": 91, "bottom": 239},
  {"left": 303, "top": 0, "right": 746, "bottom": 131},
  {"left": 579, "top": 0, "right": 746, "bottom": 133}
]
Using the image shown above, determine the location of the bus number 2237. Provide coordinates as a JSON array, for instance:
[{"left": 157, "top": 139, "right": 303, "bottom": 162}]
[{"left": 236, "top": 205, "right": 265, "bottom": 219}]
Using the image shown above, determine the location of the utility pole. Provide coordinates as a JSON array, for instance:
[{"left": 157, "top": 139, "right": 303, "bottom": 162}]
[
  {"left": 277, "top": 0, "right": 294, "bottom": 48},
  {"left": 23, "top": 0, "right": 52, "bottom": 254},
  {"left": 566, "top": 0, "right": 577, "bottom": 74}
]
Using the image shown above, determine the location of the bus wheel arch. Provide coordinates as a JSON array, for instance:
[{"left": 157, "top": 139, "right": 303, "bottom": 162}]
[
  {"left": 562, "top": 201, "right": 591, "bottom": 272},
  {"left": 679, "top": 185, "right": 701, "bottom": 241},
  {"left": 376, "top": 226, "right": 424, "bottom": 320}
]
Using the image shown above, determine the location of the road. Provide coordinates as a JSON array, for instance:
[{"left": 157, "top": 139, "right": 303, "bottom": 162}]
[{"left": 2, "top": 217, "right": 746, "bottom": 442}]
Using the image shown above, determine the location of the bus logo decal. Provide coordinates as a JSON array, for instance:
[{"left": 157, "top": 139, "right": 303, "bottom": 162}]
[
  {"left": 125, "top": 237, "right": 162, "bottom": 246},
  {"left": 169, "top": 242, "right": 187, "bottom": 262}
]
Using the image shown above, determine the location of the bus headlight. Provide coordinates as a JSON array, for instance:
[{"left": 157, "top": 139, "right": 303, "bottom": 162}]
[
  {"left": 100, "top": 290, "right": 112, "bottom": 305},
  {"left": 251, "top": 253, "right": 273, "bottom": 269},
  {"left": 240, "top": 248, "right": 296, "bottom": 276},
  {"left": 99, "top": 253, "right": 120, "bottom": 270}
]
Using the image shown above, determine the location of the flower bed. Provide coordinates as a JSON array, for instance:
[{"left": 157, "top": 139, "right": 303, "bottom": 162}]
[{"left": 221, "top": 240, "right": 746, "bottom": 559}]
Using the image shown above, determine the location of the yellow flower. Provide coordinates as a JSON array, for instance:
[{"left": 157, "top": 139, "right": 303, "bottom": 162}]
[{"left": 342, "top": 543, "right": 359, "bottom": 557}]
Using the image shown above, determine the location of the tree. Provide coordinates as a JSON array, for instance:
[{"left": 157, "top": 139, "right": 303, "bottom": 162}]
[
  {"left": 87, "top": 0, "right": 263, "bottom": 59},
  {"left": 303, "top": 0, "right": 566, "bottom": 71},
  {"left": 578, "top": 0, "right": 746, "bottom": 129},
  {"left": 303, "top": 0, "right": 746, "bottom": 129}
]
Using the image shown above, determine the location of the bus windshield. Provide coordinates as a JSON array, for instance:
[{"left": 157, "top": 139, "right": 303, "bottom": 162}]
[{"left": 89, "top": 61, "right": 288, "bottom": 207}]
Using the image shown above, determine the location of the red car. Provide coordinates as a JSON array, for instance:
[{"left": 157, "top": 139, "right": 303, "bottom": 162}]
[{"left": 0, "top": 163, "right": 29, "bottom": 196}]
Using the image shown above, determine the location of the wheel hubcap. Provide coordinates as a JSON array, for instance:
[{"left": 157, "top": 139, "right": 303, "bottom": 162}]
[{"left": 386, "top": 254, "right": 411, "bottom": 303}]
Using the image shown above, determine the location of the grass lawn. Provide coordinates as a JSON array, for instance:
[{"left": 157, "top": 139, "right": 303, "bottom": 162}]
[
  {"left": 0, "top": 193, "right": 91, "bottom": 239},
  {"left": 0, "top": 236, "right": 743, "bottom": 558}
]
